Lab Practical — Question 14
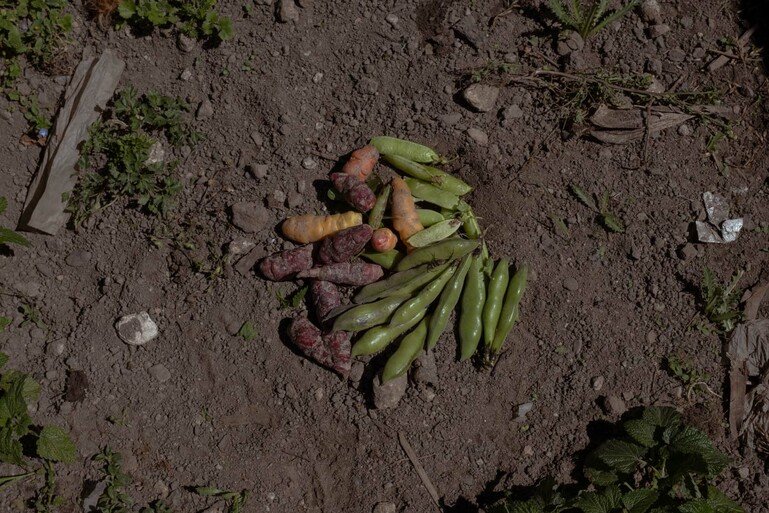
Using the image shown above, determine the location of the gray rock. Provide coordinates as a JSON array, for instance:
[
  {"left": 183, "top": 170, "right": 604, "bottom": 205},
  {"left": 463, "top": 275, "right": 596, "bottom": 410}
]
[
  {"left": 385, "top": 13, "right": 399, "bottom": 27},
  {"left": 640, "top": 0, "right": 662, "bottom": 24},
  {"left": 562, "top": 277, "right": 579, "bottom": 291},
  {"left": 278, "top": 0, "right": 300, "bottom": 22},
  {"left": 557, "top": 31, "right": 584, "bottom": 55},
  {"left": 515, "top": 402, "right": 534, "bottom": 421},
  {"left": 179, "top": 68, "right": 193, "bottom": 81},
  {"left": 148, "top": 364, "right": 171, "bottom": 383},
  {"left": 65, "top": 249, "right": 91, "bottom": 267},
  {"left": 372, "top": 374, "right": 407, "bottom": 409},
  {"left": 592, "top": 376, "right": 605, "bottom": 391},
  {"left": 603, "top": 394, "right": 626, "bottom": 415},
  {"left": 668, "top": 48, "right": 686, "bottom": 62},
  {"left": 231, "top": 202, "right": 270, "bottom": 233},
  {"left": 677, "top": 243, "right": 697, "bottom": 260},
  {"left": 250, "top": 132, "right": 264, "bottom": 147},
  {"left": 466, "top": 127, "right": 488, "bottom": 146},
  {"left": 438, "top": 112, "right": 462, "bottom": 126},
  {"left": 373, "top": 502, "right": 397, "bottom": 513},
  {"left": 267, "top": 190, "right": 286, "bottom": 209},
  {"left": 116, "top": 312, "right": 159, "bottom": 346},
  {"left": 196, "top": 99, "right": 214, "bottom": 120},
  {"left": 502, "top": 104, "right": 524, "bottom": 121},
  {"left": 301, "top": 156, "right": 318, "bottom": 170},
  {"left": 349, "top": 362, "right": 365, "bottom": 383},
  {"left": 677, "top": 124, "right": 692, "bottom": 136},
  {"left": 286, "top": 192, "right": 304, "bottom": 209},
  {"left": 227, "top": 238, "right": 255, "bottom": 256},
  {"left": 247, "top": 163, "right": 268, "bottom": 179},
  {"left": 453, "top": 14, "right": 484, "bottom": 48},
  {"left": 177, "top": 33, "right": 195, "bottom": 52},
  {"left": 462, "top": 83, "right": 499, "bottom": 112},
  {"left": 648, "top": 24, "right": 670, "bottom": 38}
]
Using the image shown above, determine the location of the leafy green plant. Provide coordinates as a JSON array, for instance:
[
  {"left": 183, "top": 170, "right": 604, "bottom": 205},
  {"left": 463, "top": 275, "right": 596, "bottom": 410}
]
[
  {"left": 93, "top": 449, "right": 133, "bottom": 513},
  {"left": 570, "top": 185, "right": 625, "bottom": 233},
  {"left": 68, "top": 87, "right": 200, "bottom": 227},
  {"left": 0, "top": 196, "right": 30, "bottom": 248},
  {"left": 117, "top": 0, "right": 233, "bottom": 43},
  {"left": 665, "top": 356, "right": 713, "bottom": 400},
  {"left": 0, "top": 354, "right": 76, "bottom": 509},
  {"left": 237, "top": 322, "right": 256, "bottom": 341},
  {"left": 546, "top": 0, "right": 639, "bottom": 40},
  {"left": 0, "top": 0, "right": 73, "bottom": 70},
  {"left": 489, "top": 407, "right": 743, "bottom": 513},
  {"left": 700, "top": 268, "right": 743, "bottom": 333},
  {"left": 277, "top": 284, "right": 308, "bottom": 310},
  {"left": 194, "top": 486, "right": 248, "bottom": 513}
]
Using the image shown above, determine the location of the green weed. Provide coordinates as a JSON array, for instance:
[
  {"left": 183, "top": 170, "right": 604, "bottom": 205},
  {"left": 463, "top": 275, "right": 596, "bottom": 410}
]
[
  {"left": 117, "top": 0, "right": 233, "bottom": 44},
  {"left": 546, "top": 0, "right": 639, "bottom": 40},
  {"left": 68, "top": 87, "right": 200, "bottom": 227},
  {"left": 0, "top": 196, "right": 30, "bottom": 248},
  {"left": 570, "top": 185, "right": 625, "bottom": 233},
  {"left": 489, "top": 406, "right": 743, "bottom": 513},
  {"left": 700, "top": 268, "right": 743, "bottom": 333},
  {"left": 0, "top": 0, "right": 73, "bottom": 71},
  {"left": 277, "top": 284, "right": 308, "bottom": 310},
  {"left": 665, "top": 355, "right": 713, "bottom": 400},
  {"left": 237, "top": 322, "right": 256, "bottom": 341},
  {"left": 194, "top": 486, "right": 248, "bottom": 513}
]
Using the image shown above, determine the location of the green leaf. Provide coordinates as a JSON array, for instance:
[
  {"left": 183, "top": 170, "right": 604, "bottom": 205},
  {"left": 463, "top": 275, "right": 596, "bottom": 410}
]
[
  {"left": 194, "top": 486, "right": 225, "bottom": 496},
  {"left": 679, "top": 500, "right": 717, "bottom": 513},
  {"left": 0, "top": 197, "right": 7, "bottom": 214},
  {"left": 0, "top": 352, "right": 8, "bottom": 368},
  {"left": 37, "top": 425, "right": 76, "bottom": 463},
  {"left": 0, "top": 318, "right": 10, "bottom": 333},
  {"left": 1, "top": 370, "right": 40, "bottom": 406},
  {"left": 118, "top": 0, "right": 137, "bottom": 18},
  {"left": 672, "top": 427, "right": 713, "bottom": 455},
  {"left": 622, "top": 489, "right": 658, "bottom": 513},
  {"left": 575, "top": 486, "right": 622, "bottom": 513},
  {"left": 237, "top": 322, "right": 256, "bottom": 341},
  {"left": 570, "top": 185, "right": 598, "bottom": 211},
  {"left": 601, "top": 212, "right": 625, "bottom": 233},
  {"left": 643, "top": 406, "right": 681, "bottom": 429},
  {"left": 624, "top": 418, "right": 656, "bottom": 447},
  {"left": 593, "top": 440, "right": 646, "bottom": 473},
  {"left": 0, "top": 429, "right": 26, "bottom": 467},
  {"left": 704, "top": 486, "right": 744, "bottom": 513},
  {"left": 0, "top": 227, "right": 30, "bottom": 247}
]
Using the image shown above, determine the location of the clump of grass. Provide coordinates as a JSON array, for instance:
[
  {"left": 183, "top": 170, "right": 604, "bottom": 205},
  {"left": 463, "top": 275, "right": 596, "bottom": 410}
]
[
  {"left": 67, "top": 87, "right": 201, "bottom": 227},
  {"left": 546, "top": 0, "right": 639, "bottom": 40}
]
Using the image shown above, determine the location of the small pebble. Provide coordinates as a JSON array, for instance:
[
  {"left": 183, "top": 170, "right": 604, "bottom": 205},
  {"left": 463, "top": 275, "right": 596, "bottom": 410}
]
[
  {"left": 148, "top": 364, "right": 171, "bottom": 383},
  {"left": 373, "top": 502, "right": 397, "bottom": 513},
  {"left": 115, "top": 312, "right": 159, "bottom": 346},
  {"left": 302, "top": 156, "right": 318, "bottom": 170},
  {"left": 562, "top": 277, "right": 579, "bottom": 291},
  {"left": 466, "top": 127, "right": 488, "bottom": 146},
  {"left": 385, "top": 13, "right": 399, "bottom": 27},
  {"left": 591, "top": 376, "right": 605, "bottom": 391}
]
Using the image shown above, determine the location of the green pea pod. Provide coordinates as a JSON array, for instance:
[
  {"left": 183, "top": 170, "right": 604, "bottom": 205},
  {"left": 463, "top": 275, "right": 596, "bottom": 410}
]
[
  {"left": 383, "top": 154, "right": 472, "bottom": 196},
  {"left": 390, "top": 263, "right": 456, "bottom": 326},
  {"left": 381, "top": 317, "right": 429, "bottom": 382},
  {"left": 482, "top": 258, "right": 510, "bottom": 350},
  {"left": 457, "top": 201, "right": 481, "bottom": 240},
  {"left": 333, "top": 294, "right": 409, "bottom": 332},
  {"left": 369, "top": 136, "right": 445, "bottom": 164},
  {"left": 368, "top": 185, "right": 391, "bottom": 230},
  {"left": 489, "top": 264, "right": 528, "bottom": 359},
  {"left": 404, "top": 178, "right": 460, "bottom": 210},
  {"left": 407, "top": 219, "right": 462, "bottom": 248},
  {"left": 361, "top": 250, "right": 402, "bottom": 270},
  {"left": 353, "top": 262, "right": 450, "bottom": 304},
  {"left": 459, "top": 253, "right": 486, "bottom": 361},
  {"left": 426, "top": 254, "right": 473, "bottom": 349},
  {"left": 417, "top": 209, "right": 445, "bottom": 227},
  {"left": 351, "top": 310, "right": 426, "bottom": 356},
  {"left": 395, "top": 239, "right": 479, "bottom": 271}
]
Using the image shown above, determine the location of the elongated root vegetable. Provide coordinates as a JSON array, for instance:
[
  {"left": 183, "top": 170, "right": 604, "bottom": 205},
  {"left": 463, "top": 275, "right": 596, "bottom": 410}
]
[
  {"left": 297, "top": 262, "right": 384, "bottom": 286},
  {"left": 370, "top": 135, "right": 445, "bottom": 164},
  {"left": 342, "top": 145, "right": 379, "bottom": 180},
  {"left": 259, "top": 244, "right": 314, "bottom": 281},
  {"left": 289, "top": 316, "right": 350, "bottom": 376},
  {"left": 282, "top": 212, "right": 362, "bottom": 244},
  {"left": 330, "top": 172, "right": 376, "bottom": 212},
  {"left": 390, "top": 177, "right": 423, "bottom": 248},
  {"left": 371, "top": 227, "right": 397, "bottom": 252},
  {"left": 318, "top": 224, "right": 373, "bottom": 264},
  {"left": 310, "top": 280, "right": 341, "bottom": 321}
]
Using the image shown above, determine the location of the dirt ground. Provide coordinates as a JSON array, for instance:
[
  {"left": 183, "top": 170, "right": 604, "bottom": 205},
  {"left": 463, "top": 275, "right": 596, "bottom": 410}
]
[{"left": 1, "top": 0, "right": 769, "bottom": 512}]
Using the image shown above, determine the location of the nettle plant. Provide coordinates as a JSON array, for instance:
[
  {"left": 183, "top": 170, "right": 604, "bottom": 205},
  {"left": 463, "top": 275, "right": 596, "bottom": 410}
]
[{"left": 490, "top": 407, "right": 743, "bottom": 513}]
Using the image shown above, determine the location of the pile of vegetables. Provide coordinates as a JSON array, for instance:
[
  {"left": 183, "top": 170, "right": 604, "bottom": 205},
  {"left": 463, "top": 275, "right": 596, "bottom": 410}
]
[{"left": 259, "top": 136, "right": 528, "bottom": 384}]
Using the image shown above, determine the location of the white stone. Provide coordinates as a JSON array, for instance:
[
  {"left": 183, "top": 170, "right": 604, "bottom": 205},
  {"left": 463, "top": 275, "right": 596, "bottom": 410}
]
[{"left": 115, "top": 312, "right": 159, "bottom": 346}]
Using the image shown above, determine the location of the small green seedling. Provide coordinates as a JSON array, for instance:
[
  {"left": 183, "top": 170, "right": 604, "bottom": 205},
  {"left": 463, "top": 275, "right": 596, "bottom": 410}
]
[
  {"left": 0, "top": 197, "right": 30, "bottom": 248},
  {"left": 547, "top": 0, "right": 639, "bottom": 40},
  {"left": 237, "top": 322, "right": 257, "bottom": 341},
  {"left": 570, "top": 185, "right": 625, "bottom": 233},
  {"left": 194, "top": 486, "right": 248, "bottom": 513},
  {"left": 117, "top": 0, "right": 233, "bottom": 44},
  {"left": 700, "top": 267, "right": 743, "bottom": 333},
  {"left": 277, "top": 285, "right": 308, "bottom": 310},
  {"left": 665, "top": 355, "right": 714, "bottom": 400}
]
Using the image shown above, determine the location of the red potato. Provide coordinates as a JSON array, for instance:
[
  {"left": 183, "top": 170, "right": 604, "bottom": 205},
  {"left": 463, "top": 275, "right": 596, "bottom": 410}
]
[
  {"left": 297, "top": 262, "right": 384, "bottom": 286},
  {"left": 310, "top": 280, "right": 341, "bottom": 321},
  {"left": 259, "top": 245, "right": 314, "bottom": 281},
  {"left": 371, "top": 227, "right": 397, "bottom": 252},
  {"left": 341, "top": 145, "right": 379, "bottom": 181},
  {"left": 317, "top": 224, "right": 373, "bottom": 264},
  {"left": 330, "top": 172, "right": 376, "bottom": 212},
  {"left": 289, "top": 316, "right": 333, "bottom": 367},
  {"left": 323, "top": 330, "right": 351, "bottom": 376}
]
